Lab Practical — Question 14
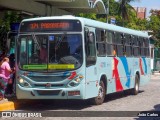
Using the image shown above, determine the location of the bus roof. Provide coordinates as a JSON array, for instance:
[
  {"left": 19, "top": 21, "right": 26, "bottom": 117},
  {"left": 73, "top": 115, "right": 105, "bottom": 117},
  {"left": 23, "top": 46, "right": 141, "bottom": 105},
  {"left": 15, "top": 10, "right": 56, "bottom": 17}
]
[{"left": 21, "top": 15, "right": 149, "bottom": 38}]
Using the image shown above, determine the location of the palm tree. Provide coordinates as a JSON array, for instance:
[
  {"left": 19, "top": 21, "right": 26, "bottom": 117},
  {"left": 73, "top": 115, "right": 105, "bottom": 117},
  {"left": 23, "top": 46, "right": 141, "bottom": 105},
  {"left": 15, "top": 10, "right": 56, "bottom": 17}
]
[{"left": 117, "top": 0, "right": 139, "bottom": 26}]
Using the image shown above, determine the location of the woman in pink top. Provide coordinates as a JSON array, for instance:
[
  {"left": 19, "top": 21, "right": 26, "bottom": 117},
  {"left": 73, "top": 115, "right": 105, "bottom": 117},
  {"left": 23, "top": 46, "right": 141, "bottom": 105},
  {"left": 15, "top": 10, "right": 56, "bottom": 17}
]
[{"left": 0, "top": 57, "right": 13, "bottom": 98}]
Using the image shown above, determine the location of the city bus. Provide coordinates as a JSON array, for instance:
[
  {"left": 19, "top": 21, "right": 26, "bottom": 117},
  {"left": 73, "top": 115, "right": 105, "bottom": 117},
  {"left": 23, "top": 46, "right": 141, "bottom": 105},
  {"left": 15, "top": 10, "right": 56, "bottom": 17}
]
[{"left": 15, "top": 16, "right": 151, "bottom": 105}]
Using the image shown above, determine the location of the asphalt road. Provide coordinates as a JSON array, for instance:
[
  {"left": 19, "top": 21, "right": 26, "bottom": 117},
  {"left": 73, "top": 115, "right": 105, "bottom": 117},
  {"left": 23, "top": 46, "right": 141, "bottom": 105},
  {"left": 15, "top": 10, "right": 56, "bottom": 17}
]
[{"left": 1, "top": 75, "right": 160, "bottom": 120}]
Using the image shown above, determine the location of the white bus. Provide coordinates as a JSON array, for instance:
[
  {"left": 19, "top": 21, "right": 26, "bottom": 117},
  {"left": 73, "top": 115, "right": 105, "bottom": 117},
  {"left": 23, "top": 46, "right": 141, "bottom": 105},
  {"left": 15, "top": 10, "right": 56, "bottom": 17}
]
[{"left": 15, "top": 16, "right": 151, "bottom": 105}]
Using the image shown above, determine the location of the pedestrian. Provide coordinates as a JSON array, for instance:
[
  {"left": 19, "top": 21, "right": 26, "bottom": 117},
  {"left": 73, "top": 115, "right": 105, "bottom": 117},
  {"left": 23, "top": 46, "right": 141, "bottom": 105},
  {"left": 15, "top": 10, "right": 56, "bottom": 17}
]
[
  {"left": 39, "top": 45, "right": 47, "bottom": 63},
  {"left": 0, "top": 57, "right": 14, "bottom": 99},
  {"left": 8, "top": 53, "right": 15, "bottom": 96}
]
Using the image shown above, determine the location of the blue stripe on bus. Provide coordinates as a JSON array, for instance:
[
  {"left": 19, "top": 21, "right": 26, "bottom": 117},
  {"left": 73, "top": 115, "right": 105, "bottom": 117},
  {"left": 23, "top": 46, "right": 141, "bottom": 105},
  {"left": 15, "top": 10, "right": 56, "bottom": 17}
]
[
  {"left": 63, "top": 72, "right": 70, "bottom": 76},
  {"left": 142, "top": 57, "right": 147, "bottom": 74},
  {"left": 119, "top": 57, "right": 131, "bottom": 88}
]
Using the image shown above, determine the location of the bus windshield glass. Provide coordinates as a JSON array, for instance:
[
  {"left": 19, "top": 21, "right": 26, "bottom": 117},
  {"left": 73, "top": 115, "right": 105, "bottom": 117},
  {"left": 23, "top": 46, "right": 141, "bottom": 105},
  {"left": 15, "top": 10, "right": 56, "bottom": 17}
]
[{"left": 18, "top": 33, "right": 83, "bottom": 72}]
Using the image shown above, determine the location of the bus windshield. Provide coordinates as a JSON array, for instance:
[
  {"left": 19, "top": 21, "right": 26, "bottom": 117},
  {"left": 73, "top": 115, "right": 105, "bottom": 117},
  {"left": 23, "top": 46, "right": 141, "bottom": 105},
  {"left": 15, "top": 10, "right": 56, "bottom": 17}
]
[{"left": 18, "top": 33, "right": 83, "bottom": 72}]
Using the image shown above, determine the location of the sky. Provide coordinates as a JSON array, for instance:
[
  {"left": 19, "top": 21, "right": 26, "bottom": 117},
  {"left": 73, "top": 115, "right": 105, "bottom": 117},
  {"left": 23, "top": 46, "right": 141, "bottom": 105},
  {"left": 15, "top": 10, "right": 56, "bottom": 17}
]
[{"left": 130, "top": 0, "right": 160, "bottom": 17}]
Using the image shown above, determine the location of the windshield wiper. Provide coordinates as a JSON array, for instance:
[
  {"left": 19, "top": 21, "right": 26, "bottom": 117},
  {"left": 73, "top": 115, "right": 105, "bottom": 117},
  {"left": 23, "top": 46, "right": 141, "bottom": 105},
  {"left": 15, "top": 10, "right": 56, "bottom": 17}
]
[
  {"left": 54, "top": 33, "right": 66, "bottom": 62},
  {"left": 55, "top": 32, "right": 66, "bottom": 49},
  {"left": 32, "top": 34, "right": 40, "bottom": 50}
]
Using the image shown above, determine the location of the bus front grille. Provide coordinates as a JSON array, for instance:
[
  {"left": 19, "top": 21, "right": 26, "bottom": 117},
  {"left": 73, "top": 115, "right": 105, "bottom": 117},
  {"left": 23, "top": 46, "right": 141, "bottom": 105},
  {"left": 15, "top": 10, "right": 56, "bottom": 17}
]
[
  {"left": 36, "top": 90, "right": 61, "bottom": 95},
  {"left": 28, "top": 76, "right": 69, "bottom": 82},
  {"left": 34, "top": 84, "right": 64, "bottom": 87}
]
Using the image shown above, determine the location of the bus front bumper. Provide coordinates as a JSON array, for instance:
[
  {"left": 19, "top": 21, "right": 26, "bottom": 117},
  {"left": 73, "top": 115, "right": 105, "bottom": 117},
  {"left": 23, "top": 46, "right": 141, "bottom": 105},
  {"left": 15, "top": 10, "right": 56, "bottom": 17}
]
[{"left": 16, "top": 84, "right": 84, "bottom": 99}]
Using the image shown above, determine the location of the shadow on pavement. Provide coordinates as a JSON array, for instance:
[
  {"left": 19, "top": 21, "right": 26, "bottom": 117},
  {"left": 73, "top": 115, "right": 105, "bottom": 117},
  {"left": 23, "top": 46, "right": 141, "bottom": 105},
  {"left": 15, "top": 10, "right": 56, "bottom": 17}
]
[
  {"left": 12, "top": 89, "right": 144, "bottom": 111},
  {"left": 105, "top": 90, "right": 144, "bottom": 102}
]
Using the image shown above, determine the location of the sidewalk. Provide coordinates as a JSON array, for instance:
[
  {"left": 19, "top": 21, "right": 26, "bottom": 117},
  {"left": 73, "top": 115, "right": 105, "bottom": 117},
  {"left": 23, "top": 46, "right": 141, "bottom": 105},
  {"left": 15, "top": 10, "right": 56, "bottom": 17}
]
[
  {"left": 0, "top": 97, "right": 19, "bottom": 111},
  {"left": 151, "top": 72, "right": 160, "bottom": 79},
  {"left": 0, "top": 97, "right": 39, "bottom": 111}
]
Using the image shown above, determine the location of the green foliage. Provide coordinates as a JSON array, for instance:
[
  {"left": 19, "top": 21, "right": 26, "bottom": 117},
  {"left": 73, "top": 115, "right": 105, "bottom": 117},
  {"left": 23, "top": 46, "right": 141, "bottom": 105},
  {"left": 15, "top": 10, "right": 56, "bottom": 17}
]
[
  {"left": 0, "top": 11, "right": 21, "bottom": 51},
  {"left": 148, "top": 10, "right": 160, "bottom": 47},
  {"left": 0, "top": 11, "right": 21, "bottom": 31},
  {"left": 116, "top": 0, "right": 139, "bottom": 26}
]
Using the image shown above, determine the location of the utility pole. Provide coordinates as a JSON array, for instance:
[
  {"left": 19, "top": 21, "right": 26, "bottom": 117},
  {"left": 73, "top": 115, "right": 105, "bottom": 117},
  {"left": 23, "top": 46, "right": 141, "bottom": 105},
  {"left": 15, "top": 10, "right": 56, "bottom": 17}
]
[{"left": 106, "top": 0, "right": 109, "bottom": 23}]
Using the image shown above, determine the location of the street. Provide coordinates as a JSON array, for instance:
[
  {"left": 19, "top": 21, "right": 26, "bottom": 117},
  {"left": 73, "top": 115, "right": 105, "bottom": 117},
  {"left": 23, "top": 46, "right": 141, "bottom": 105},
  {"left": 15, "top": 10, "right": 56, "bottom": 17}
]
[{"left": 1, "top": 75, "right": 160, "bottom": 120}]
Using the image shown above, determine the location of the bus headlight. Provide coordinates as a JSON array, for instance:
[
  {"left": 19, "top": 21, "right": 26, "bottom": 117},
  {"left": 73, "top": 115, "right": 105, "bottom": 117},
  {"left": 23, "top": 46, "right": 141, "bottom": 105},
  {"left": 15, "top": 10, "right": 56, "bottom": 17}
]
[
  {"left": 19, "top": 78, "right": 31, "bottom": 88},
  {"left": 67, "top": 75, "right": 84, "bottom": 87},
  {"left": 19, "top": 78, "right": 24, "bottom": 84}
]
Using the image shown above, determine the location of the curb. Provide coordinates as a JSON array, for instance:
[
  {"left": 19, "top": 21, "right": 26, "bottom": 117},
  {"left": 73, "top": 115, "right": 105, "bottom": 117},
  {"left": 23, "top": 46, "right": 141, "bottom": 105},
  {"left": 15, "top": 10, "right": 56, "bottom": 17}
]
[
  {"left": 0, "top": 99, "right": 39, "bottom": 111},
  {"left": 0, "top": 98, "right": 24, "bottom": 111},
  {"left": 0, "top": 101, "right": 16, "bottom": 111}
]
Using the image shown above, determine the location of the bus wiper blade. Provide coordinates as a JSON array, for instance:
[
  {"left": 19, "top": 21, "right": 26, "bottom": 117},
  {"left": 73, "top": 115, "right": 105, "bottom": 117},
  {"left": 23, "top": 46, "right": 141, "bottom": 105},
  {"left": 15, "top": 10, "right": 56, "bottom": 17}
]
[
  {"left": 32, "top": 34, "right": 40, "bottom": 49},
  {"left": 53, "top": 32, "right": 66, "bottom": 63},
  {"left": 55, "top": 32, "right": 66, "bottom": 49}
]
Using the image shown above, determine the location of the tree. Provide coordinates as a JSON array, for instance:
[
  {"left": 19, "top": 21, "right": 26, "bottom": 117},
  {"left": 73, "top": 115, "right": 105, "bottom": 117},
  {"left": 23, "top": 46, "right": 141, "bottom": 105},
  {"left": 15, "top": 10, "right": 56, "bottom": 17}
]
[
  {"left": 117, "top": 0, "right": 139, "bottom": 26},
  {"left": 0, "top": 11, "right": 21, "bottom": 51},
  {"left": 100, "top": 0, "right": 141, "bottom": 27},
  {"left": 148, "top": 10, "right": 160, "bottom": 47}
]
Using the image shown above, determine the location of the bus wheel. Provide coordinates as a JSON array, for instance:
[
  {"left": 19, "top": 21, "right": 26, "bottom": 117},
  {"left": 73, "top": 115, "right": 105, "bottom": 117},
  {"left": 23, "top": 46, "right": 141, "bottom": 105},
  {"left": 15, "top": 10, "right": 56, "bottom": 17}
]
[
  {"left": 91, "top": 81, "right": 106, "bottom": 105},
  {"left": 132, "top": 74, "right": 139, "bottom": 95}
]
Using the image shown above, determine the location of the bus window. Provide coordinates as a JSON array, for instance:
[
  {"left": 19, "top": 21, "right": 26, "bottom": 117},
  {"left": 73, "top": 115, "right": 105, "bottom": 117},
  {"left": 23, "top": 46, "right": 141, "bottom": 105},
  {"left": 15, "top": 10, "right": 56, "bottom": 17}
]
[
  {"left": 19, "top": 37, "right": 27, "bottom": 67},
  {"left": 133, "top": 36, "right": 138, "bottom": 46},
  {"left": 28, "top": 35, "right": 48, "bottom": 64},
  {"left": 117, "top": 45, "right": 124, "bottom": 56},
  {"left": 115, "top": 32, "right": 124, "bottom": 56},
  {"left": 85, "top": 32, "right": 96, "bottom": 66},
  {"left": 96, "top": 29, "right": 106, "bottom": 56},
  {"left": 125, "top": 34, "right": 132, "bottom": 56},
  {"left": 106, "top": 31, "right": 113, "bottom": 44},
  {"left": 106, "top": 31, "right": 114, "bottom": 56},
  {"left": 139, "top": 37, "right": 145, "bottom": 56},
  {"left": 133, "top": 36, "right": 139, "bottom": 57},
  {"left": 145, "top": 38, "right": 149, "bottom": 47},
  {"left": 125, "top": 34, "right": 131, "bottom": 45},
  {"left": 144, "top": 38, "right": 150, "bottom": 57},
  {"left": 115, "top": 32, "right": 121, "bottom": 44}
]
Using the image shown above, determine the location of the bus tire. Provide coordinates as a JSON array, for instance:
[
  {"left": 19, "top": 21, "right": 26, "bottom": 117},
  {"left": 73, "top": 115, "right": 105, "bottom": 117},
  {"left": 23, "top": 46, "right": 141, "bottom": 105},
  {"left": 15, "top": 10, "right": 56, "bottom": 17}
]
[
  {"left": 91, "top": 80, "right": 106, "bottom": 105},
  {"left": 132, "top": 74, "right": 139, "bottom": 95}
]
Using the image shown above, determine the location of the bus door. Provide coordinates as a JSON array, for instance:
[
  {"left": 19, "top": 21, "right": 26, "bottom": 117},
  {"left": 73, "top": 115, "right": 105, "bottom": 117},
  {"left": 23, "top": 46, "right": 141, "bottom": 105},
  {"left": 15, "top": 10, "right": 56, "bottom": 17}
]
[{"left": 84, "top": 27, "right": 98, "bottom": 99}]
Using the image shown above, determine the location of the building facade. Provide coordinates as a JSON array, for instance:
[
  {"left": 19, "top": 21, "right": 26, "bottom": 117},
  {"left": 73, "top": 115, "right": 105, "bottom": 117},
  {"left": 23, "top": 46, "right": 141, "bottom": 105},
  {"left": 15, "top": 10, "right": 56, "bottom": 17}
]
[{"left": 134, "top": 7, "right": 146, "bottom": 19}]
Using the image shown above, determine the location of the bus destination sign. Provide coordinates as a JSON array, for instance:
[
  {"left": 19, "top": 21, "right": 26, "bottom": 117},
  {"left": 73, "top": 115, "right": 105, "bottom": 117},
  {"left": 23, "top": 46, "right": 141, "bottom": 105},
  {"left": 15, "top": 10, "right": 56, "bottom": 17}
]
[
  {"left": 20, "top": 20, "right": 82, "bottom": 32},
  {"left": 30, "top": 22, "right": 70, "bottom": 30}
]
